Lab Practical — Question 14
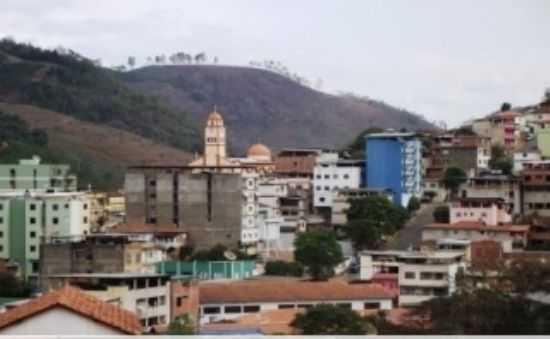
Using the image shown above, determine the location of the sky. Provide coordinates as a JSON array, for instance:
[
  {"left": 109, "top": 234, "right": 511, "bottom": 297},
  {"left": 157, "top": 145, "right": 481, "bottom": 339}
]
[{"left": 2, "top": 0, "right": 549, "bottom": 127}]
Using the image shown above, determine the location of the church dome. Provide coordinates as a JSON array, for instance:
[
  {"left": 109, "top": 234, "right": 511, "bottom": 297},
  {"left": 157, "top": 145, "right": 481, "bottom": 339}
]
[
  {"left": 247, "top": 143, "right": 272, "bottom": 161},
  {"left": 207, "top": 109, "right": 224, "bottom": 126}
]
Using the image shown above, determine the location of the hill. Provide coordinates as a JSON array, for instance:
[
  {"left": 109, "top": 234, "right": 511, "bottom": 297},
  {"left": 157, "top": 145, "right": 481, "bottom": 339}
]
[
  {"left": 120, "top": 65, "right": 434, "bottom": 154},
  {"left": 0, "top": 103, "right": 191, "bottom": 190}
]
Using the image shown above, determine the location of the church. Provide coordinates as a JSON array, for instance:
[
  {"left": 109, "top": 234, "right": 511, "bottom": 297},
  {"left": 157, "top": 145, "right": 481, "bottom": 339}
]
[{"left": 188, "top": 108, "right": 275, "bottom": 174}]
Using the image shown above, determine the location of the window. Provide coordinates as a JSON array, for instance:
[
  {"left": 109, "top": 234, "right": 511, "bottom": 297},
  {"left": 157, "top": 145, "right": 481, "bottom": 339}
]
[
  {"left": 65, "top": 203, "right": 70, "bottom": 209},
  {"left": 30, "top": 231, "right": 36, "bottom": 238},
  {"left": 278, "top": 304, "right": 294, "bottom": 309},
  {"left": 52, "top": 204, "right": 59, "bottom": 211},
  {"left": 30, "top": 204, "right": 36, "bottom": 211},
  {"left": 30, "top": 245, "right": 36, "bottom": 252},
  {"left": 0, "top": 231, "right": 3, "bottom": 238},
  {"left": 324, "top": 175, "right": 330, "bottom": 179},
  {"left": 0, "top": 217, "right": 3, "bottom": 224},
  {"left": 243, "top": 305, "right": 260, "bottom": 313},
  {"left": 319, "top": 197, "right": 326, "bottom": 203},
  {"left": 83, "top": 204, "right": 88, "bottom": 210},
  {"left": 224, "top": 306, "right": 242, "bottom": 314},
  {"left": 203, "top": 307, "right": 221, "bottom": 314},
  {"left": 0, "top": 204, "right": 3, "bottom": 210},
  {"left": 333, "top": 174, "right": 339, "bottom": 179},
  {"left": 364, "top": 302, "right": 380, "bottom": 310},
  {"left": 297, "top": 304, "right": 313, "bottom": 309},
  {"left": 343, "top": 174, "right": 350, "bottom": 179},
  {"left": 176, "top": 297, "right": 185, "bottom": 307},
  {"left": 316, "top": 175, "right": 321, "bottom": 179},
  {"left": 336, "top": 303, "right": 352, "bottom": 309},
  {"left": 29, "top": 217, "right": 36, "bottom": 225},
  {"left": 83, "top": 217, "right": 88, "bottom": 224},
  {"left": 159, "top": 296, "right": 166, "bottom": 305},
  {"left": 32, "top": 262, "right": 40, "bottom": 273},
  {"left": 0, "top": 245, "right": 3, "bottom": 252},
  {"left": 316, "top": 186, "right": 321, "bottom": 191},
  {"left": 324, "top": 186, "right": 330, "bottom": 191},
  {"left": 404, "top": 272, "right": 416, "bottom": 279},
  {"left": 52, "top": 217, "right": 59, "bottom": 225}
]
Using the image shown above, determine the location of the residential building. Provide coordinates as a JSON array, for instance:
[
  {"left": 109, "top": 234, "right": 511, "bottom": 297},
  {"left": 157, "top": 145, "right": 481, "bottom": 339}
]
[
  {"left": 0, "top": 286, "right": 142, "bottom": 335},
  {"left": 43, "top": 273, "right": 171, "bottom": 330},
  {"left": 197, "top": 279, "right": 393, "bottom": 325},
  {"left": 422, "top": 222, "right": 530, "bottom": 252},
  {"left": 274, "top": 148, "right": 322, "bottom": 178},
  {"left": 86, "top": 192, "right": 108, "bottom": 230},
  {"left": 459, "top": 172, "right": 520, "bottom": 214},
  {"left": 513, "top": 151, "right": 541, "bottom": 174},
  {"left": 359, "top": 250, "right": 465, "bottom": 306},
  {"left": 536, "top": 128, "right": 550, "bottom": 158},
  {"left": 313, "top": 152, "right": 363, "bottom": 208},
  {"left": 487, "top": 109, "right": 524, "bottom": 152},
  {"left": 366, "top": 132, "right": 422, "bottom": 207},
  {"left": 520, "top": 161, "right": 550, "bottom": 217},
  {"left": 108, "top": 224, "right": 187, "bottom": 253},
  {"left": 430, "top": 134, "right": 491, "bottom": 172},
  {"left": 422, "top": 167, "right": 446, "bottom": 202},
  {"left": 0, "top": 191, "right": 91, "bottom": 282},
  {"left": 0, "top": 156, "right": 76, "bottom": 193},
  {"left": 331, "top": 188, "right": 393, "bottom": 226},
  {"left": 156, "top": 260, "right": 256, "bottom": 280},
  {"left": 449, "top": 198, "right": 512, "bottom": 226}
]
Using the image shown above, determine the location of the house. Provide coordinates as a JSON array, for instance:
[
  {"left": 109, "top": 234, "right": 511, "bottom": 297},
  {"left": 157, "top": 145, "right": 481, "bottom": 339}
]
[
  {"left": 423, "top": 222, "right": 530, "bottom": 252},
  {"left": 366, "top": 132, "right": 422, "bottom": 207},
  {"left": 459, "top": 172, "right": 520, "bottom": 215},
  {"left": 42, "top": 272, "right": 171, "bottom": 329},
  {"left": 0, "top": 285, "right": 141, "bottom": 335},
  {"left": 430, "top": 134, "right": 491, "bottom": 172},
  {"left": 359, "top": 250, "right": 465, "bottom": 306},
  {"left": 520, "top": 161, "right": 550, "bottom": 217},
  {"left": 449, "top": 198, "right": 512, "bottom": 226},
  {"left": 197, "top": 279, "right": 393, "bottom": 325}
]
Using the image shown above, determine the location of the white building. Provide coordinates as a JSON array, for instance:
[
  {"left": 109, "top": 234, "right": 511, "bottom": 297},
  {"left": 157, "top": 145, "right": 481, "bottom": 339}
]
[
  {"left": 198, "top": 279, "right": 393, "bottom": 325},
  {"left": 360, "top": 250, "right": 465, "bottom": 306},
  {"left": 513, "top": 152, "right": 542, "bottom": 174},
  {"left": 313, "top": 152, "right": 363, "bottom": 208}
]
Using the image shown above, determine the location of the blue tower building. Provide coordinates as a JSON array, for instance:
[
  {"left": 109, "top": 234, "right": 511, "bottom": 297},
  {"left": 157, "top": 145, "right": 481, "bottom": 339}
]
[{"left": 366, "top": 132, "right": 422, "bottom": 207}]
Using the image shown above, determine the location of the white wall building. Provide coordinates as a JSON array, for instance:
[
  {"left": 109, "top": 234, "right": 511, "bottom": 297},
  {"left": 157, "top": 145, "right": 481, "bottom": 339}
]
[
  {"left": 313, "top": 152, "right": 362, "bottom": 208},
  {"left": 513, "top": 152, "right": 542, "bottom": 174}
]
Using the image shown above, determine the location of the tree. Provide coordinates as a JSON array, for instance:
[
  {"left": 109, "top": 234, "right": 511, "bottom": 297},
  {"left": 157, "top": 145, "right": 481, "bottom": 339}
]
[
  {"left": 127, "top": 56, "right": 136, "bottom": 69},
  {"left": 167, "top": 314, "right": 195, "bottom": 334},
  {"left": 407, "top": 196, "right": 421, "bottom": 213},
  {"left": 500, "top": 102, "right": 512, "bottom": 112},
  {"left": 264, "top": 261, "right": 303, "bottom": 277},
  {"left": 346, "top": 196, "right": 409, "bottom": 251},
  {"left": 0, "top": 273, "right": 32, "bottom": 297},
  {"left": 441, "top": 167, "right": 467, "bottom": 195},
  {"left": 294, "top": 231, "right": 343, "bottom": 280},
  {"left": 342, "top": 126, "right": 383, "bottom": 159},
  {"left": 433, "top": 205, "right": 450, "bottom": 223},
  {"left": 291, "top": 304, "right": 376, "bottom": 335},
  {"left": 489, "top": 144, "right": 512, "bottom": 175}
]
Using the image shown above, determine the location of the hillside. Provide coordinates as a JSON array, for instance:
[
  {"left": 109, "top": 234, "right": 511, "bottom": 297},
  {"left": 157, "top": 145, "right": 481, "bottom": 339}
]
[
  {"left": 0, "top": 39, "right": 201, "bottom": 152},
  {"left": 0, "top": 103, "right": 191, "bottom": 189},
  {"left": 120, "top": 65, "right": 434, "bottom": 154}
]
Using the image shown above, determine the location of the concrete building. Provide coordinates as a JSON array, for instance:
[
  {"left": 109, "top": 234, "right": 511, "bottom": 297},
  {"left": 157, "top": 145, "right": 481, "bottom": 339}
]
[
  {"left": 43, "top": 273, "right": 171, "bottom": 330},
  {"left": 359, "top": 250, "right": 465, "bottom": 306},
  {"left": 449, "top": 198, "right": 512, "bottom": 226},
  {"left": 422, "top": 222, "right": 529, "bottom": 252},
  {"left": 366, "top": 132, "right": 422, "bottom": 207},
  {"left": 331, "top": 188, "right": 393, "bottom": 226},
  {"left": 513, "top": 151, "right": 541, "bottom": 174},
  {"left": 313, "top": 152, "right": 363, "bottom": 208},
  {"left": 0, "top": 191, "right": 90, "bottom": 282},
  {"left": 520, "top": 161, "right": 550, "bottom": 217},
  {"left": 274, "top": 148, "right": 322, "bottom": 178},
  {"left": 156, "top": 260, "right": 256, "bottom": 280},
  {"left": 536, "top": 128, "right": 550, "bottom": 158},
  {"left": 0, "top": 156, "right": 77, "bottom": 193},
  {"left": 197, "top": 279, "right": 393, "bottom": 325},
  {"left": 459, "top": 172, "right": 520, "bottom": 215},
  {"left": 430, "top": 134, "right": 491, "bottom": 172},
  {"left": 0, "top": 286, "right": 142, "bottom": 335}
]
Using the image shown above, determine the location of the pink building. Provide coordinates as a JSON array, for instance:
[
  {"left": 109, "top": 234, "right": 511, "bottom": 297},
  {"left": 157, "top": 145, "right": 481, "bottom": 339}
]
[{"left": 450, "top": 198, "right": 512, "bottom": 226}]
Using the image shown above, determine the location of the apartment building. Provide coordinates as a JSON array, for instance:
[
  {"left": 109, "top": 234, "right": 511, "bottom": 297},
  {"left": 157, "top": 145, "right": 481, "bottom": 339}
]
[
  {"left": 359, "top": 250, "right": 465, "bottom": 306},
  {"left": 430, "top": 134, "right": 491, "bottom": 172},
  {"left": 520, "top": 161, "right": 550, "bottom": 217},
  {"left": 274, "top": 148, "right": 322, "bottom": 178},
  {"left": 459, "top": 172, "right": 520, "bottom": 215},
  {"left": 449, "top": 198, "right": 512, "bottom": 226},
  {"left": 366, "top": 132, "right": 422, "bottom": 207},
  {"left": 313, "top": 152, "right": 363, "bottom": 208},
  {"left": 0, "top": 191, "right": 90, "bottom": 282},
  {"left": 44, "top": 273, "right": 171, "bottom": 329},
  {"left": 423, "top": 222, "right": 530, "bottom": 252}
]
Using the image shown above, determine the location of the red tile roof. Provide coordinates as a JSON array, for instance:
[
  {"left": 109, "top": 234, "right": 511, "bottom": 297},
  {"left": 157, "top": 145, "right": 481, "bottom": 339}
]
[
  {"left": 199, "top": 279, "right": 393, "bottom": 304},
  {"left": 425, "top": 221, "right": 529, "bottom": 233},
  {"left": 0, "top": 286, "right": 142, "bottom": 334}
]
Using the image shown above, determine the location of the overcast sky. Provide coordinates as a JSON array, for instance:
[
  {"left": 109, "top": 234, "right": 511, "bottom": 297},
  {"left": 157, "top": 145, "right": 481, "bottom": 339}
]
[{"left": 2, "top": 0, "right": 549, "bottom": 127}]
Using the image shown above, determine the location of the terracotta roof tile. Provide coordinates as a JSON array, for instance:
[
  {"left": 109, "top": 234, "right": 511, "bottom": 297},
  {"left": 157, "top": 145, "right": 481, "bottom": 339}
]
[
  {"left": 0, "top": 286, "right": 142, "bottom": 334},
  {"left": 199, "top": 279, "right": 393, "bottom": 304}
]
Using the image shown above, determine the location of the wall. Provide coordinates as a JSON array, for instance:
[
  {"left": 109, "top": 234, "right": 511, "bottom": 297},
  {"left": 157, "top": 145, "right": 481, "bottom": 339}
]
[
  {"left": 0, "top": 307, "right": 124, "bottom": 335},
  {"left": 366, "top": 138, "right": 403, "bottom": 205}
]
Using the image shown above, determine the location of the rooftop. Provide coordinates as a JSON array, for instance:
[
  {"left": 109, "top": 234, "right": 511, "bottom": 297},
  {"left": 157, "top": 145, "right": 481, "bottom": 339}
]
[
  {"left": 0, "top": 286, "right": 142, "bottom": 334},
  {"left": 48, "top": 272, "right": 168, "bottom": 279},
  {"left": 366, "top": 132, "right": 418, "bottom": 139},
  {"left": 199, "top": 278, "right": 393, "bottom": 304},
  {"left": 425, "top": 222, "right": 530, "bottom": 233}
]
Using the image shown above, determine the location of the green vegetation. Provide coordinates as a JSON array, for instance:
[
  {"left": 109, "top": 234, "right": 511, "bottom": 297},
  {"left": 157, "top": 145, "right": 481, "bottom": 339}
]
[
  {"left": 189, "top": 244, "right": 256, "bottom": 261},
  {"left": 346, "top": 196, "right": 409, "bottom": 251},
  {"left": 441, "top": 166, "right": 467, "bottom": 195},
  {"left": 294, "top": 231, "right": 343, "bottom": 281},
  {"left": 342, "top": 126, "right": 383, "bottom": 158},
  {"left": 264, "top": 260, "right": 304, "bottom": 277},
  {"left": 291, "top": 304, "right": 376, "bottom": 335},
  {"left": 166, "top": 314, "right": 195, "bottom": 335},
  {"left": 0, "top": 38, "right": 200, "bottom": 151},
  {"left": 489, "top": 144, "right": 513, "bottom": 175},
  {"left": 0, "top": 273, "right": 32, "bottom": 298},
  {"left": 0, "top": 110, "right": 120, "bottom": 190},
  {"left": 433, "top": 205, "right": 450, "bottom": 223},
  {"left": 407, "top": 196, "right": 421, "bottom": 213}
]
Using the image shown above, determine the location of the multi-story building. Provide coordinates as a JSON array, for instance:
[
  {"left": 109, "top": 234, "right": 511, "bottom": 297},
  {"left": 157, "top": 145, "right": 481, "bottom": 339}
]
[
  {"left": 520, "top": 161, "right": 550, "bottom": 217},
  {"left": 44, "top": 273, "right": 171, "bottom": 330},
  {"left": 274, "top": 148, "right": 322, "bottom": 178},
  {"left": 430, "top": 134, "right": 491, "bottom": 173},
  {"left": 331, "top": 188, "right": 393, "bottom": 226},
  {"left": 366, "top": 132, "right": 422, "bottom": 207},
  {"left": 156, "top": 260, "right": 256, "bottom": 281},
  {"left": 422, "top": 222, "right": 529, "bottom": 252},
  {"left": 487, "top": 109, "right": 524, "bottom": 152},
  {"left": 513, "top": 150, "right": 541, "bottom": 174},
  {"left": 459, "top": 172, "right": 520, "bottom": 215},
  {"left": 0, "top": 191, "right": 90, "bottom": 282},
  {"left": 313, "top": 152, "right": 363, "bottom": 208},
  {"left": 0, "top": 156, "right": 77, "bottom": 193},
  {"left": 449, "top": 198, "right": 512, "bottom": 226},
  {"left": 359, "top": 250, "right": 465, "bottom": 306}
]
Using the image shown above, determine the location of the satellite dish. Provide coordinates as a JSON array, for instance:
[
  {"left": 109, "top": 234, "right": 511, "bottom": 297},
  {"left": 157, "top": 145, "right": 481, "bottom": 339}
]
[{"left": 224, "top": 250, "right": 237, "bottom": 261}]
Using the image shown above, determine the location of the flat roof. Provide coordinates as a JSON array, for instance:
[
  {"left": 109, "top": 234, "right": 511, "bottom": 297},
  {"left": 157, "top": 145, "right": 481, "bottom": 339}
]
[
  {"left": 425, "top": 222, "right": 529, "bottom": 233},
  {"left": 47, "top": 273, "right": 168, "bottom": 279},
  {"left": 366, "top": 132, "right": 418, "bottom": 139}
]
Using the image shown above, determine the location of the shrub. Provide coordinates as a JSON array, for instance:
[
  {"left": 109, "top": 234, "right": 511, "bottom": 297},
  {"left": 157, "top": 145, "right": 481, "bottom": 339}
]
[{"left": 265, "top": 260, "right": 304, "bottom": 277}]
